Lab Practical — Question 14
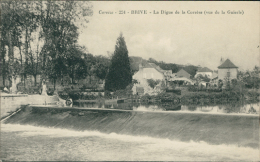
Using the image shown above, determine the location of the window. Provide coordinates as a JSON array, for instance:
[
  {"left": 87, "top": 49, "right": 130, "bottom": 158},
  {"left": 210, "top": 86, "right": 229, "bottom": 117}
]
[{"left": 227, "top": 72, "right": 230, "bottom": 77}]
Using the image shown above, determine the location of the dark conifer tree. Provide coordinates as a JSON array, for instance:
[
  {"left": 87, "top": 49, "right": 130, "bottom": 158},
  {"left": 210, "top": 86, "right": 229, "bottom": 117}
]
[{"left": 105, "top": 33, "right": 132, "bottom": 91}]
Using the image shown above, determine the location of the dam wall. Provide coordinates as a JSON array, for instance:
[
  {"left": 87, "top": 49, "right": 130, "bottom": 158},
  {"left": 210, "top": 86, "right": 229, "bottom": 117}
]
[{"left": 4, "top": 105, "right": 259, "bottom": 148}]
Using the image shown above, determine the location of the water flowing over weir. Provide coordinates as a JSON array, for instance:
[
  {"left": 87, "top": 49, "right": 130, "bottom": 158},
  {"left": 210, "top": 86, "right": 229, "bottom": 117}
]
[
  {"left": 3, "top": 105, "right": 259, "bottom": 149},
  {"left": 1, "top": 124, "right": 259, "bottom": 161}
]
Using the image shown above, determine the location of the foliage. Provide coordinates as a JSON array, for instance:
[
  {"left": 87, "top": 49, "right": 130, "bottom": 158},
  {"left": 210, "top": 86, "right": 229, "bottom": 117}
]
[
  {"left": 160, "top": 81, "right": 167, "bottom": 90},
  {"left": 0, "top": 1, "right": 93, "bottom": 89},
  {"left": 156, "top": 92, "right": 180, "bottom": 101},
  {"left": 168, "top": 81, "right": 176, "bottom": 89},
  {"left": 148, "top": 58, "right": 179, "bottom": 73},
  {"left": 218, "top": 79, "right": 224, "bottom": 89},
  {"left": 237, "top": 67, "right": 260, "bottom": 89},
  {"left": 147, "top": 79, "right": 161, "bottom": 89},
  {"left": 140, "top": 92, "right": 180, "bottom": 103},
  {"left": 105, "top": 33, "right": 132, "bottom": 91},
  {"left": 110, "top": 83, "right": 134, "bottom": 99},
  {"left": 188, "top": 85, "right": 222, "bottom": 92},
  {"left": 65, "top": 46, "right": 88, "bottom": 83},
  {"left": 183, "top": 65, "right": 199, "bottom": 78},
  {"left": 91, "top": 55, "right": 110, "bottom": 80},
  {"left": 196, "top": 74, "right": 210, "bottom": 82},
  {"left": 132, "top": 79, "right": 138, "bottom": 84},
  {"left": 147, "top": 58, "right": 198, "bottom": 77}
]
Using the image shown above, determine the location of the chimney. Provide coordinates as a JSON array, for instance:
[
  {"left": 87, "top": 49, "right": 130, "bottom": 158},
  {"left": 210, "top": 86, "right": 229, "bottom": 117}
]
[{"left": 220, "top": 57, "right": 224, "bottom": 65}]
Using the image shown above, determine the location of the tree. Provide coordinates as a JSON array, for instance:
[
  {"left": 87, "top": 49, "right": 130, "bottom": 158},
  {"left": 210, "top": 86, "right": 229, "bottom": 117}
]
[
  {"left": 1, "top": 1, "right": 93, "bottom": 90},
  {"left": 196, "top": 74, "right": 210, "bottom": 82},
  {"left": 218, "top": 79, "right": 223, "bottom": 89},
  {"left": 92, "top": 55, "right": 110, "bottom": 80},
  {"left": 1, "top": 1, "right": 24, "bottom": 86},
  {"left": 147, "top": 57, "right": 179, "bottom": 73},
  {"left": 241, "top": 67, "right": 260, "bottom": 89},
  {"left": 183, "top": 65, "right": 199, "bottom": 78},
  {"left": 105, "top": 33, "right": 132, "bottom": 91},
  {"left": 65, "top": 46, "right": 88, "bottom": 83},
  {"left": 38, "top": 1, "right": 92, "bottom": 88},
  {"left": 147, "top": 79, "right": 160, "bottom": 89}
]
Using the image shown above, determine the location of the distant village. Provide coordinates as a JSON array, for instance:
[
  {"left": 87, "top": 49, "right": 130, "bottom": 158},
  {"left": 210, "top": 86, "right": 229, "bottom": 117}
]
[{"left": 131, "top": 57, "right": 240, "bottom": 95}]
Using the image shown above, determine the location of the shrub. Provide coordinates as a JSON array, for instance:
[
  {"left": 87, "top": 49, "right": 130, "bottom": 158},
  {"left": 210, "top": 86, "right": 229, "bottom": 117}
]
[{"left": 147, "top": 79, "right": 161, "bottom": 89}]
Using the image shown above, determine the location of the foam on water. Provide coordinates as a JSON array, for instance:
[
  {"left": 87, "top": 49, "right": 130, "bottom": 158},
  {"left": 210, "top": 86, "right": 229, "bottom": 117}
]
[{"left": 2, "top": 124, "right": 259, "bottom": 161}]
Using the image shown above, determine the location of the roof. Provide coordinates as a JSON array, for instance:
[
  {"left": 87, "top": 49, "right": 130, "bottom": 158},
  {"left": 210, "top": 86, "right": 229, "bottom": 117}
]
[
  {"left": 143, "top": 63, "right": 164, "bottom": 74},
  {"left": 143, "top": 63, "right": 162, "bottom": 70},
  {"left": 176, "top": 69, "right": 191, "bottom": 76},
  {"left": 197, "top": 67, "right": 213, "bottom": 72},
  {"left": 218, "top": 59, "right": 238, "bottom": 69}
]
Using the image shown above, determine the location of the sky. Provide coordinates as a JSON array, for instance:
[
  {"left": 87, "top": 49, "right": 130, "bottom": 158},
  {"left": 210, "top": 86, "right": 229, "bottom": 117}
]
[{"left": 78, "top": 1, "right": 259, "bottom": 71}]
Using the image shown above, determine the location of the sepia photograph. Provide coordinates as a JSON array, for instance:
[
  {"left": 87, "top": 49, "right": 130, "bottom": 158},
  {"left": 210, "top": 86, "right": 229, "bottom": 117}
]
[{"left": 1, "top": 1, "right": 259, "bottom": 161}]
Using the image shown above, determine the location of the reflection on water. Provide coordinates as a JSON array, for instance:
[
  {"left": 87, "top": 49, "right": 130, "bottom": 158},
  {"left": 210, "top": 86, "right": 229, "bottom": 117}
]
[
  {"left": 182, "top": 103, "right": 260, "bottom": 114},
  {"left": 73, "top": 101, "right": 260, "bottom": 115}
]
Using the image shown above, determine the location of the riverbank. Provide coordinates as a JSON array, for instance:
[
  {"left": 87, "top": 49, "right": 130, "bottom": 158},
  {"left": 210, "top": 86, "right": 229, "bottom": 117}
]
[{"left": 4, "top": 105, "right": 259, "bottom": 148}]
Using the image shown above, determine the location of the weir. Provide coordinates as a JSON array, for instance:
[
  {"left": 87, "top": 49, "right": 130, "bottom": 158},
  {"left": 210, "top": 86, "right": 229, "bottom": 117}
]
[{"left": 4, "top": 105, "right": 259, "bottom": 149}]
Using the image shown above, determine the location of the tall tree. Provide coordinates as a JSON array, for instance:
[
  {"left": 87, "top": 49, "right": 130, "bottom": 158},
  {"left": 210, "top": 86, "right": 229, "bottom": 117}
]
[
  {"left": 105, "top": 33, "right": 132, "bottom": 91},
  {"left": 1, "top": 1, "right": 23, "bottom": 85},
  {"left": 37, "top": 1, "right": 92, "bottom": 88},
  {"left": 66, "top": 45, "right": 88, "bottom": 83},
  {"left": 1, "top": 1, "right": 93, "bottom": 89}
]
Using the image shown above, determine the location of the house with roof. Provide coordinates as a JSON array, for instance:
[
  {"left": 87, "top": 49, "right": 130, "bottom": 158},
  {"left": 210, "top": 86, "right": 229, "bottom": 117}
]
[
  {"left": 175, "top": 69, "right": 191, "bottom": 79},
  {"left": 132, "top": 62, "right": 173, "bottom": 95},
  {"left": 218, "top": 59, "right": 238, "bottom": 81},
  {"left": 133, "top": 63, "right": 166, "bottom": 84},
  {"left": 195, "top": 67, "right": 213, "bottom": 78}
]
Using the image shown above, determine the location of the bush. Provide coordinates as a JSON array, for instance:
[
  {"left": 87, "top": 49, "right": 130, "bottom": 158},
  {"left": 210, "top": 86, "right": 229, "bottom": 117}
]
[
  {"left": 68, "top": 92, "right": 81, "bottom": 100},
  {"left": 104, "top": 91, "right": 112, "bottom": 99},
  {"left": 140, "top": 93, "right": 152, "bottom": 102},
  {"left": 147, "top": 79, "right": 161, "bottom": 89},
  {"left": 188, "top": 85, "right": 197, "bottom": 92}
]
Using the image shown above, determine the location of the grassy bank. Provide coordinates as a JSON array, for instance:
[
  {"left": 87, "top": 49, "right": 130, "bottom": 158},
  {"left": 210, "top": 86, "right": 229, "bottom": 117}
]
[{"left": 4, "top": 105, "right": 259, "bottom": 148}]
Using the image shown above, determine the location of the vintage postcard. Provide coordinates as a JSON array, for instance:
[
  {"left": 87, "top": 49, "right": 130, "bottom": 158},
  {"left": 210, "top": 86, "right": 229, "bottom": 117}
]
[{"left": 1, "top": 1, "right": 259, "bottom": 161}]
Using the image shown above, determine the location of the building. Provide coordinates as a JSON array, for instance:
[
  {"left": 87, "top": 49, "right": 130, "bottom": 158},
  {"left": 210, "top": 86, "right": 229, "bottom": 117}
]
[
  {"left": 132, "top": 62, "right": 172, "bottom": 95},
  {"left": 217, "top": 59, "right": 238, "bottom": 81},
  {"left": 195, "top": 67, "right": 213, "bottom": 78},
  {"left": 133, "top": 63, "right": 166, "bottom": 84},
  {"left": 175, "top": 69, "right": 191, "bottom": 79}
]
